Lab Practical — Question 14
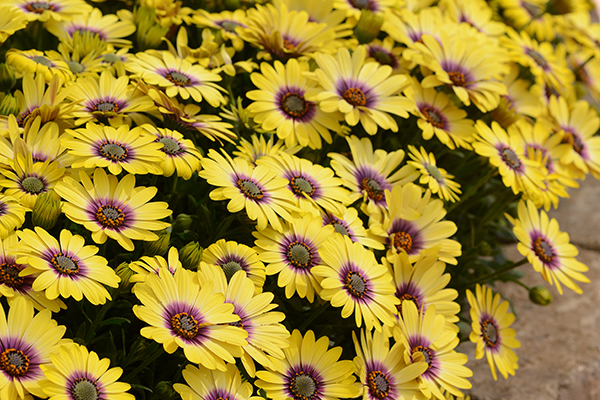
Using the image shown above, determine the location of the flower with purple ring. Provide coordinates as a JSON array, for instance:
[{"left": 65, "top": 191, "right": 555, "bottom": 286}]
[
  {"left": 387, "top": 219, "right": 424, "bottom": 256},
  {"left": 276, "top": 86, "right": 317, "bottom": 123}
]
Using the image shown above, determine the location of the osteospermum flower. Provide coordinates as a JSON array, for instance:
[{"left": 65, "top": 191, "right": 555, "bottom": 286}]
[
  {"left": 247, "top": 59, "right": 342, "bottom": 149},
  {"left": 199, "top": 149, "right": 297, "bottom": 232},
  {"left": 257, "top": 153, "right": 350, "bottom": 216},
  {"left": 0, "top": 233, "right": 65, "bottom": 312},
  {"left": 329, "top": 135, "right": 418, "bottom": 214},
  {"left": 473, "top": 121, "right": 546, "bottom": 198},
  {"left": 15, "top": 227, "right": 120, "bottom": 305},
  {"left": 54, "top": 168, "right": 172, "bottom": 251},
  {"left": 133, "top": 267, "right": 247, "bottom": 370},
  {"left": 5, "top": 49, "right": 72, "bottom": 83},
  {"left": 174, "top": 363, "right": 261, "bottom": 400},
  {"left": 253, "top": 213, "right": 335, "bottom": 302},
  {"left": 508, "top": 199, "right": 590, "bottom": 294},
  {"left": 62, "top": 122, "right": 165, "bottom": 175},
  {"left": 394, "top": 302, "right": 472, "bottom": 399},
  {"left": 202, "top": 239, "right": 266, "bottom": 294},
  {"left": 1, "top": 0, "right": 92, "bottom": 22},
  {"left": 126, "top": 51, "right": 226, "bottom": 106},
  {"left": 193, "top": 9, "right": 248, "bottom": 51},
  {"left": 321, "top": 206, "right": 384, "bottom": 250},
  {"left": 198, "top": 264, "right": 290, "bottom": 376},
  {"left": 500, "top": 0, "right": 555, "bottom": 41},
  {"left": 0, "top": 195, "right": 26, "bottom": 238},
  {"left": 352, "top": 329, "right": 428, "bottom": 400},
  {"left": 233, "top": 134, "right": 300, "bottom": 166},
  {"left": 407, "top": 145, "right": 461, "bottom": 203},
  {"left": 370, "top": 184, "right": 462, "bottom": 265},
  {"left": 383, "top": 249, "right": 460, "bottom": 331},
  {"left": 466, "top": 284, "right": 521, "bottom": 380},
  {"left": 0, "top": 152, "right": 66, "bottom": 209},
  {"left": 0, "top": 6, "right": 26, "bottom": 43},
  {"left": 66, "top": 70, "right": 154, "bottom": 126},
  {"left": 0, "top": 297, "right": 69, "bottom": 400},
  {"left": 415, "top": 27, "right": 508, "bottom": 112},
  {"left": 313, "top": 235, "right": 398, "bottom": 332},
  {"left": 255, "top": 330, "right": 360, "bottom": 400},
  {"left": 129, "top": 246, "right": 181, "bottom": 284},
  {"left": 143, "top": 125, "right": 202, "bottom": 180},
  {"left": 39, "top": 343, "right": 134, "bottom": 400},
  {"left": 312, "top": 46, "right": 413, "bottom": 135},
  {"left": 405, "top": 77, "right": 476, "bottom": 150}
]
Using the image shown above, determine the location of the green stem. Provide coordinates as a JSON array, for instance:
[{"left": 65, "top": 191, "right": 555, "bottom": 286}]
[
  {"left": 447, "top": 168, "right": 496, "bottom": 213},
  {"left": 84, "top": 285, "right": 122, "bottom": 344},
  {"left": 574, "top": 54, "right": 594, "bottom": 74},
  {"left": 123, "top": 344, "right": 163, "bottom": 382},
  {"left": 520, "top": 11, "right": 546, "bottom": 31},
  {"left": 512, "top": 279, "right": 531, "bottom": 291},
  {"left": 299, "top": 303, "right": 330, "bottom": 331},
  {"left": 466, "top": 257, "right": 528, "bottom": 286}
]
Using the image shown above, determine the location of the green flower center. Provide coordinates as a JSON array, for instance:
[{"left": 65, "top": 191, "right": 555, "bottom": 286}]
[
  {"left": 393, "top": 231, "right": 413, "bottom": 253},
  {"left": 342, "top": 87, "right": 367, "bottom": 106},
  {"left": 159, "top": 137, "right": 182, "bottom": 155},
  {"left": 237, "top": 179, "right": 263, "bottom": 200},
  {"left": 102, "top": 54, "right": 122, "bottom": 64},
  {"left": 51, "top": 253, "right": 79, "bottom": 275},
  {"left": 360, "top": 178, "right": 384, "bottom": 201},
  {"left": 290, "top": 372, "right": 318, "bottom": 400},
  {"left": 287, "top": 242, "right": 312, "bottom": 269},
  {"left": 367, "top": 371, "right": 390, "bottom": 399},
  {"left": 0, "top": 263, "right": 24, "bottom": 289},
  {"left": 421, "top": 106, "right": 444, "bottom": 129},
  {"left": 331, "top": 222, "right": 349, "bottom": 236},
  {"left": 345, "top": 271, "right": 367, "bottom": 298},
  {"left": 67, "top": 61, "right": 84, "bottom": 74},
  {"left": 21, "top": 176, "right": 45, "bottom": 194},
  {"left": 281, "top": 93, "right": 309, "bottom": 118},
  {"left": 425, "top": 164, "right": 444, "bottom": 182},
  {"left": 100, "top": 142, "right": 127, "bottom": 161},
  {"left": 220, "top": 20, "right": 242, "bottom": 32},
  {"left": 221, "top": 260, "right": 243, "bottom": 281},
  {"left": 95, "top": 205, "right": 125, "bottom": 228},
  {"left": 291, "top": 177, "right": 315, "bottom": 197},
  {"left": 371, "top": 49, "right": 393, "bottom": 66},
  {"left": 0, "top": 348, "right": 29, "bottom": 377},
  {"left": 166, "top": 71, "right": 191, "bottom": 86},
  {"left": 94, "top": 101, "right": 118, "bottom": 113},
  {"left": 481, "top": 318, "right": 498, "bottom": 347},
  {"left": 501, "top": 148, "right": 521, "bottom": 170},
  {"left": 71, "top": 378, "right": 99, "bottom": 400},
  {"left": 533, "top": 237, "right": 554, "bottom": 263},
  {"left": 170, "top": 312, "right": 199, "bottom": 339},
  {"left": 31, "top": 55, "right": 53, "bottom": 67}
]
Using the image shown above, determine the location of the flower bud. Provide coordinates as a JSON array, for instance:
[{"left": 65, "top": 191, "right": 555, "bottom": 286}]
[
  {"left": 529, "top": 285, "right": 553, "bottom": 306},
  {"left": 115, "top": 262, "right": 134, "bottom": 290},
  {"left": 0, "top": 93, "right": 19, "bottom": 116},
  {"left": 32, "top": 192, "right": 62, "bottom": 230},
  {"left": 153, "top": 381, "right": 178, "bottom": 400},
  {"left": 179, "top": 241, "right": 203, "bottom": 271},
  {"left": 172, "top": 214, "right": 193, "bottom": 232},
  {"left": 134, "top": 6, "right": 169, "bottom": 51},
  {"left": 0, "top": 63, "right": 16, "bottom": 92},
  {"left": 143, "top": 228, "right": 171, "bottom": 256},
  {"left": 354, "top": 10, "right": 383, "bottom": 45}
]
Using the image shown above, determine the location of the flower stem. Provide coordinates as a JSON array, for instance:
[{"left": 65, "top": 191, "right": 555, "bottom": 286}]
[
  {"left": 447, "top": 168, "right": 496, "bottom": 213},
  {"left": 123, "top": 343, "right": 164, "bottom": 382},
  {"left": 574, "top": 54, "right": 595, "bottom": 74},
  {"left": 299, "top": 303, "right": 330, "bottom": 331},
  {"left": 84, "top": 285, "right": 123, "bottom": 344},
  {"left": 466, "top": 257, "right": 528, "bottom": 286}
]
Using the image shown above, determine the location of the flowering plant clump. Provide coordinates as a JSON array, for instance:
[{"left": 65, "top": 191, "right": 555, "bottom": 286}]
[{"left": 0, "top": 0, "right": 596, "bottom": 399}]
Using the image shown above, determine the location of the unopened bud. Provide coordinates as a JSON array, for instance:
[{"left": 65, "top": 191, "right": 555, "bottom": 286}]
[
  {"left": 32, "top": 192, "right": 62, "bottom": 229},
  {"left": 172, "top": 214, "right": 193, "bottom": 232},
  {"left": 0, "top": 63, "right": 16, "bottom": 92},
  {"left": 529, "top": 285, "right": 553, "bottom": 306},
  {"left": 179, "top": 241, "right": 203, "bottom": 271},
  {"left": 477, "top": 241, "right": 492, "bottom": 256},
  {"left": 0, "top": 93, "right": 19, "bottom": 116},
  {"left": 153, "top": 381, "right": 178, "bottom": 400},
  {"left": 354, "top": 10, "right": 383, "bottom": 45},
  {"left": 143, "top": 228, "right": 171, "bottom": 256},
  {"left": 115, "top": 262, "right": 134, "bottom": 290}
]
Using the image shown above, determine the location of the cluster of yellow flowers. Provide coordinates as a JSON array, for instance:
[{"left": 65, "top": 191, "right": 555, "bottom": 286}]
[{"left": 0, "top": 0, "right": 596, "bottom": 400}]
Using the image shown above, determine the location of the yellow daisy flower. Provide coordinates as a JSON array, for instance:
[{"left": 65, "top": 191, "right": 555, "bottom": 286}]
[
  {"left": 253, "top": 213, "right": 335, "bottom": 302},
  {"left": 313, "top": 235, "right": 399, "bottom": 332},
  {"left": 54, "top": 168, "right": 172, "bottom": 251},
  {"left": 129, "top": 246, "right": 181, "bottom": 284},
  {"left": 0, "top": 297, "right": 69, "bottom": 400},
  {"left": 439, "top": 0, "right": 505, "bottom": 37},
  {"left": 247, "top": 59, "right": 342, "bottom": 150},
  {"left": 201, "top": 239, "right": 266, "bottom": 294},
  {"left": 394, "top": 302, "right": 472, "bottom": 399},
  {"left": 500, "top": 0, "right": 556, "bottom": 40},
  {"left": 407, "top": 145, "right": 461, "bottom": 203},
  {"left": 39, "top": 343, "right": 134, "bottom": 400},
  {"left": 61, "top": 122, "right": 165, "bottom": 176},
  {"left": 0, "top": 6, "right": 27, "bottom": 43},
  {"left": 405, "top": 77, "right": 476, "bottom": 150},
  {"left": 126, "top": 51, "right": 226, "bottom": 106},
  {"left": 143, "top": 125, "right": 202, "bottom": 180},
  {"left": 233, "top": 134, "right": 301, "bottom": 166},
  {"left": 333, "top": 0, "right": 397, "bottom": 19},
  {"left": 174, "top": 363, "right": 262, "bottom": 400},
  {"left": 0, "top": 0, "right": 92, "bottom": 22},
  {"left": 312, "top": 46, "right": 413, "bottom": 135},
  {"left": 15, "top": 227, "right": 119, "bottom": 305},
  {"left": 321, "top": 205, "right": 384, "bottom": 250},
  {"left": 382, "top": 7, "right": 447, "bottom": 53},
  {"left": 132, "top": 267, "right": 247, "bottom": 370},
  {"left": 255, "top": 329, "right": 361, "bottom": 400},
  {"left": 0, "top": 195, "right": 26, "bottom": 238},
  {"left": 6, "top": 49, "right": 72, "bottom": 84},
  {"left": 198, "top": 264, "right": 290, "bottom": 376},
  {"left": 466, "top": 284, "right": 521, "bottom": 380},
  {"left": 198, "top": 149, "right": 297, "bottom": 233},
  {"left": 507, "top": 199, "right": 590, "bottom": 294},
  {"left": 193, "top": 9, "right": 247, "bottom": 51}
]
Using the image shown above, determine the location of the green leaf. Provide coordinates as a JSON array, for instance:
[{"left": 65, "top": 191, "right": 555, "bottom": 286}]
[{"left": 99, "top": 317, "right": 131, "bottom": 327}]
